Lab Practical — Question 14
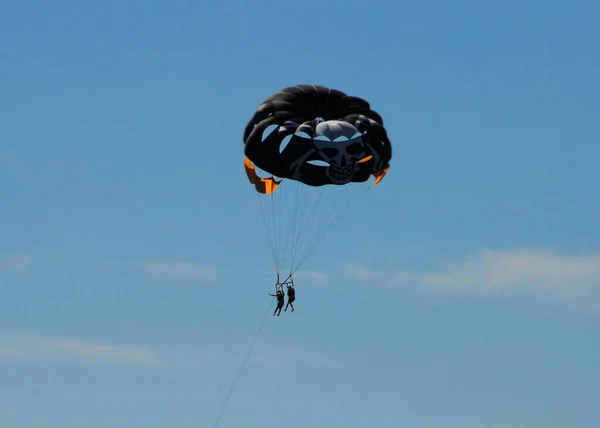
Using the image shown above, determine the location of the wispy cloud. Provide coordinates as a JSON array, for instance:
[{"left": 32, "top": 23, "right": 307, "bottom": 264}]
[
  {"left": 0, "top": 345, "right": 30, "bottom": 359},
  {"left": 0, "top": 253, "right": 29, "bottom": 271},
  {"left": 0, "top": 333, "right": 159, "bottom": 365},
  {"left": 347, "top": 249, "right": 600, "bottom": 303},
  {"left": 293, "top": 270, "right": 327, "bottom": 282},
  {"left": 141, "top": 261, "right": 217, "bottom": 282},
  {"left": 265, "top": 269, "right": 327, "bottom": 282}
]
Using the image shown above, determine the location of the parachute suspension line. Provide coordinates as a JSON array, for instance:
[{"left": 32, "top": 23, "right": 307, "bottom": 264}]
[
  {"left": 256, "top": 191, "right": 278, "bottom": 272},
  {"left": 281, "top": 182, "right": 302, "bottom": 276},
  {"left": 256, "top": 174, "right": 374, "bottom": 283},
  {"left": 286, "top": 182, "right": 304, "bottom": 278},
  {"left": 289, "top": 184, "right": 343, "bottom": 273},
  {"left": 276, "top": 183, "right": 286, "bottom": 273},
  {"left": 290, "top": 188, "right": 346, "bottom": 275},
  {"left": 213, "top": 298, "right": 275, "bottom": 428},
  {"left": 264, "top": 180, "right": 317, "bottom": 280},
  {"left": 257, "top": 182, "right": 289, "bottom": 278},
  {"left": 288, "top": 185, "right": 326, "bottom": 274},
  {"left": 270, "top": 191, "right": 280, "bottom": 274},
  {"left": 281, "top": 184, "right": 304, "bottom": 277},
  {"left": 289, "top": 184, "right": 373, "bottom": 277},
  {"left": 261, "top": 180, "right": 295, "bottom": 278}
]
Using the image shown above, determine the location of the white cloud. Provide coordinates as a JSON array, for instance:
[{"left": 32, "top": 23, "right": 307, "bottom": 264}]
[
  {"left": 0, "top": 253, "right": 29, "bottom": 271},
  {"left": 0, "top": 333, "right": 159, "bottom": 365},
  {"left": 141, "top": 261, "right": 217, "bottom": 282},
  {"left": 295, "top": 270, "right": 327, "bottom": 281},
  {"left": 346, "top": 249, "right": 600, "bottom": 303},
  {"left": 346, "top": 265, "right": 387, "bottom": 281},
  {"left": 0, "top": 345, "right": 31, "bottom": 359},
  {"left": 265, "top": 269, "right": 327, "bottom": 282}
]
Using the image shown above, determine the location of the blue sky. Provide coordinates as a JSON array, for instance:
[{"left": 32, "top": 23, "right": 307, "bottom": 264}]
[{"left": 1, "top": 0, "right": 600, "bottom": 427}]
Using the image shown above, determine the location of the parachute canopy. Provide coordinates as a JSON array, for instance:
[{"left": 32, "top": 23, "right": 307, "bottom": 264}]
[
  {"left": 243, "top": 85, "right": 393, "bottom": 280},
  {"left": 243, "top": 84, "right": 392, "bottom": 193}
]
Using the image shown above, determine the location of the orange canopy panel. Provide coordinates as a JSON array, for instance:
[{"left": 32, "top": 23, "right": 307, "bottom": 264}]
[
  {"left": 372, "top": 164, "right": 390, "bottom": 185},
  {"left": 244, "top": 157, "right": 281, "bottom": 194}
]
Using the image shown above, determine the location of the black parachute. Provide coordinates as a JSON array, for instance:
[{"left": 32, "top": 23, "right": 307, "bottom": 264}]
[
  {"left": 243, "top": 84, "right": 392, "bottom": 191},
  {"left": 242, "top": 84, "right": 393, "bottom": 283}
]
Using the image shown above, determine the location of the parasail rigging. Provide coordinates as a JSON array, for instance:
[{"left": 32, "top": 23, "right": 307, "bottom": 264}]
[
  {"left": 243, "top": 84, "right": 393, "bottom": 291},
  {"left": 214, "top": 84, "right": 394, "bottom": 427}
]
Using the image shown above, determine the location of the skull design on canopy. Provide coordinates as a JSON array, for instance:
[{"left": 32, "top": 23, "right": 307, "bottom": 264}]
[{"left": 289, "top": 120, "right": 373, "bottom": 184}]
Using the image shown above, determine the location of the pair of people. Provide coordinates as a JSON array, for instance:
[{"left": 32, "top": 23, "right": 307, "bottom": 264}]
[{"left": 269, "top": 284, "right": 295, "bottom": 316}]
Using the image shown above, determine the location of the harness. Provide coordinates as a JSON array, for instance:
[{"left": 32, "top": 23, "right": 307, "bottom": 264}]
[{"left": 275, "top": 273, "right": 294, "bottom": 292}]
